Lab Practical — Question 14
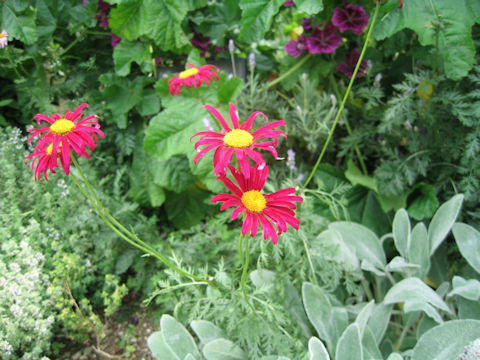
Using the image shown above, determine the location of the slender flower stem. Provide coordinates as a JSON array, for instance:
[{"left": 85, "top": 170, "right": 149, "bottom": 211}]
[
  {"left": 302, "top": 3, "right": 380, "bottom": 190},
  {"left": 263, "top": 53, "right": 313, "bottom": 90},
  {"left": 71, "top": 157, "right": 210, "bottom": 284},
  {"left": 240, "top": 235, "right": 255, "bottom": 312},
  {"left": 237, "top": 233, "right": 244, "bottom": 268}
]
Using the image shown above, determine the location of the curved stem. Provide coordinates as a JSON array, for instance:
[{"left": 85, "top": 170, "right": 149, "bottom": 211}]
[
  {"left": 237, "top": 232, "right": 244, "bottom": 268},
  {"left": 302, "top": 3, "right": 380, "bottom": 190},
  {"left": 240, "top": 235, "right": 255, "bottom": 312},
  {"left": 263, "top": 53, "right": 313, "bottom": 90}
]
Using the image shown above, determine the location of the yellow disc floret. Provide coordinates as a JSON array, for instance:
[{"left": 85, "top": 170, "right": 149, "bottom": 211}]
[
  {"left": 179, "top": 67, "right": 199, "bottom": 79},
  {"left": 46, "top": 142, "right": 62, "bottom": 155},
  {"left": 0, "top": 33, "right": 5, "bottom": 39},
  {"left": 223, "top": 129, "right": 254, "bottom": 148},
  {"left": 241, "top": 190, "right": 266, "bottom": 212},
  {"left": 50, "top": 119, "right": 75, "bottom": 134}
]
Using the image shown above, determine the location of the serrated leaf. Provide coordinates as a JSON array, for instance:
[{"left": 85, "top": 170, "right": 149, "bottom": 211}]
[
  {"left": 452, "top": 222, "right": 480, "bottom": 274},
  {"left": 202, "top": 338, "right": 247, "bottom": 360},
  {"left": 160, "top": 315, "right": 200, "bottom": 359},
  {"left": 308, "top": 337, "right": 330, "bottom": 360},
  {"left": 428, "top": 194, "right": 463, "bottom": 256},
  {"left": 137, "top": 89, "right": 161, "bottom": 116},
  {"left": 2, "top": 4, "right": 38, "bottom": 45},
  {"left": 335, "top": 323, "right": 363, "bottom": 360},
  {"left": 113, "top": 40, "right": 153, "bottom": 76},
  {"left": 152, "top": 155, "right": 196, "bottom": 193},
  {"left": 295, "top": 0, "right": 324, "bottom": 15},
  {"left": 412, "top": 320, "right": 480, "bottom": 360},
  {"left": 190, "top": 320, "right": 224, "bottom": 345},
  {"left": 238, "top": 0, "right": 284, "bottom": 43},
  {"left": 393, "top": 208, "right": 410, "bottom": 258},
  {"left": 217, "top": 76, "right": 244, "bottom": 104}
]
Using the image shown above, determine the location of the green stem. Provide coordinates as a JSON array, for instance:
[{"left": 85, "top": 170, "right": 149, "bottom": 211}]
[
  {"left": 5, "top": 47, "right": 22, "bottom": 78},
  {"left": 71, "top": 158, "right": 209, "bottom": 284},
  {"left": 263, "top": 53, "right": 313, "bottom": 90},
  {"left": 302, "top": 3, "right": 380, "bottom": 190},
  {"left": 301, "top": 234, "right": 317, "bottom": 285},
  {"left": 240, "top": 235, "right": 255, "bottom": 312},
  {"left": 60, "top": 36, "right": 82, "bottom": 57},
  {"left": 237, "top": 233, "right": 244, "bottom": 268}
]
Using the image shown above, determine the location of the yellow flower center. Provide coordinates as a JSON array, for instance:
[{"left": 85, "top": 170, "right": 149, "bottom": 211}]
[
  {"left": 290, "top": 26, "right": 303, "bottom": 41},
  {"left": 46, "top": 142, "right": 62, "bottom": 155},
  {"left": 0, "top": 33, "right": 5, "bottom": 39},
  {"left": 50, "top": 119, "right": 75, "bottom": 134},
  {"left": 223, "top": 129, "right": 253, "bottom": 148},
  {"left": 241, "top": 190, "right": 266, "bottom": 212},
  {"left": 178, "top": 67, "right": 199, "bottom": 79}
]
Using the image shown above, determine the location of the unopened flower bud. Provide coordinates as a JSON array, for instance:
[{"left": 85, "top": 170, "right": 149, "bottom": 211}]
[
  {"left": 249, "top": 52, "right": 256, "bottom": 72},
  {"left": 228, "top": 39, "right": 235, "bottom": 54}
]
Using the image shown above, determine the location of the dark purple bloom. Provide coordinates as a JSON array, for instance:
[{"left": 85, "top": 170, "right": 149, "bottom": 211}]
[
  {"left": 96, "top": 0, "right": 111, "bottom": 28},
  {"left": 302, "top": 18, "right": 313, "bottom": 33},
  {"left": 111, "top": 34, "right": 121, "bottom": 47},
  {"left": 305, "top": 25, "right": 341, "bottom": 54},
  {"left": 283, "top": 1, "right": 295, "bottom": 6},
  {"left": 155, "top": 58, "right": 162, "bottom": 67},
  {"left": 285, "top": 35, "right": 308, "bottom": 58},
  {"left": 336, "top": 48, "right": 368, "bottom": 78},
  {"left": 191, "top": 32, "right": 211, "bottom": 58},
  {"left": 332, "top": 3, "right": 369, "bottom": 34}
]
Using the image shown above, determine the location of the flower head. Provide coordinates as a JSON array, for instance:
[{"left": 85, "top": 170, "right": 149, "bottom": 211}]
[
  {"left": 211, "top": 165, "right": 303, "bottom": 244},
  {"left": 283, "top": 1, "right": 295, "bottom": 6},
  {"left": 285, "top": 35, "right": 308, "bottom": 58},
  {"left": 0, "top": 30, "right": 8, "bottom": 49},
  {"left": 191, "top": 32, "right": 211, "bottom": 58},
  {"left": 168, "top": 63, "right": 219, "bottom": 96},
  {"left": 336, "top": 48, "right": 369, "bottom": 78},
  {"left": 27, "top": 103, "right": 104, "bottom": 171},
  {"left": 192, "top": 103, "right": 286, "bottom": 178},
  {"left": 332, "top": 3, "right": 369, "bottom": 34},
  {"left": 306, "top": 24, "right": 342, "bottom": 53},
  {"left": 25, "top": 139, "right": 67, "bottom": 181},
  {"left": 111, "top": 34, "right": 121, "bottom": 47}
]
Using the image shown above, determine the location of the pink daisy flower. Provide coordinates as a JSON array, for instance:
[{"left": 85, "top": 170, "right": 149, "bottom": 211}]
[
  {"left": 0, "top": 30, "right": 8, "bottom": 49},
  {"left": 191, "top": 103, "right": 286, "bottom": 178},
  {"left": 25, "top": 139, "right": 69, "bottom": 181},
  {"left": 211, "top": 165, "right": 303, "bottom": 244},
  {"left": 168, "top": 63, "right": 219, "bottom": 96},
  {"left": 27, "top": 103, "right": 104, "bottom": 167}
]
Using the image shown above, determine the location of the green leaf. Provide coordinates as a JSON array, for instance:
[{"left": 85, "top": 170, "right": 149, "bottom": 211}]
[
  {"left": 2, "top": 4, "right": 38, "bottom": 45},
  {"left": 217, "top": 76, "right": 244, "bottom": 104},
  {"left": 164, "top": 186, "right": 212, "bottom": 228},
  {"left": 113, "top": 40, "right": 153, "bottom": 76},
  {"left": 143, "top": 100, "right": 206, "bottom": 161},
  {"left": 160, "top": 315, "right": 200, "bottom": 359},
  {"left": 373, "top": 0, "right": 477, "bottom": 79},
  {"left": 384, "top": 278, "right": 451, "bottom": 315},
  {"left": 308, "top": 337, "right": 330, "bottom": 360},
  {"left": 428, "top": 194, "right": 463, "bottom": 256},
  {"left": 238, "top": 0, "right": 284, "bottom": 43},
  {"left": 403, "top": 301, "right": 443, "bottom": 323},
  {"left": 386, "top": 354, "right": 403, "bottom": 360},
  {"left": 295, "top": 0, "right": 324, "bottom": 15},
  {"left": 202, "top": 338, "right": 247, "bottom": 360},
  {"left": 452, "top": 222, "right": 480, "bottom": 274},
  {"left": 406, "top": 183, "right": 439, "bottom": 221},
  {"left": 328, "top": 222, "right": 386, "bottom": 270},
  {"left": 137, "top": 89, "right": 161, "bottom": 116},
  {"left": 315, "top": 229, "right": 359, "bottom": 269},
  {"left": 393, "top": 208, "right": 411, "bottom": 258},
  {"left": 36, "top": 0, "right": 56, "bottom": 39},
  {"left": 408, "top": 222, "right": 430, "bottom": 279},
  {"left": 190, "top": 320, "right": 224, "bottom": 345},
  {"left": 152, "top": 155, "right": 196, "bottom": 193},
  {"left": 335, "top": 324, "right": 363, "bottom": 360},
  {"left": 447, "top": 276, "right": 480, "bottom": 301},
  {"left": 344, "top": 159, "right": 377, "bottom": 193},
  {"left": 412, "top": 320, "right": 480, "bottom": 360},
  {"left": 285, "top": 284, "right": 312, "bottom": 339},
  {"left": 367, "top": 303, "right": 392, "bottom": 345},
  {"left": 362, "top": 326, "right": 382, "bottom": 360},
  {"left": 147, "top": 331, "right": 178, "bottom": 360}
]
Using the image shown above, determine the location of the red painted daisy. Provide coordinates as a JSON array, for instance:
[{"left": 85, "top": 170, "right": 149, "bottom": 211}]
[
  {"left": 192, "top": 103, "right": 286, "bottom": 178},
  {"left": 27, "top": 103, "right": 104, "bottom": 161},
  {"left": 168, "top": 63, "right": 219, "bottom": 96},
  {"left": 211, "top": 165, "right": 303, "bottom": 244},
  {"left": 25, "top": 139, "right": 68, "bottom": 181}
]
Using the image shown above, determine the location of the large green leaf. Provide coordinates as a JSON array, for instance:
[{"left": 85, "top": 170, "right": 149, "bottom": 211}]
[
  {"left": 452, "top": 222, "right": 480, "bottom": 274},
  {"left": 407, "top": 222, "right": 430, "bottom": 279},
  {"left": 190, "top": 320, "right": 224, "bottom": 345},
  {"left": 238, "top": 0, "right": 284, "bottom": 43},
  {"left": 152, "top": 155, "right": 196, "bottom": 193},
  {"left": 295, "top": 0, "right": 324, "bottom": 15},
  {"left": 143, "top": 99, "right": 205, "bottom": 161},
  {"left": 113, "top": 40, "right": 153, "bottom": 76},
  {"left": 447, "top": 276, "right": 480, "bottom": 301},
  {"left": 373, "top": 0, "right": 478, "bottom": 79},
  {"left": 335, "top": 324, "right": 363, "bottom": 360},
  {"left": 164, "top": 186, "right": 212, "bottom": 228},
  {"left": 308, "top": 337, "right": 330, "bottom": 360},
  {"left": 202, "top": 338, "right": 247, "bottom": 360},
  {"left": 412, "top": 320, "right": 480, "bottom": 360},
  {"left": 2, "top": 4, "right": 38, "bottom": 45},
  {"left": 392, "top": 208, "right": 410, "bottom": 258},
  {"left": 160, "top": 315, "right": 200, "bottom": 359}
]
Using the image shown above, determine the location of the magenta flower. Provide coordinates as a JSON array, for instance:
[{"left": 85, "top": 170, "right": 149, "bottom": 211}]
[
  {"left": 332, "top": 3, "right": 369, "bottom": 34},
  {"left": 283, "top": 1, "right": 295, "bottom": 6},
  {"left": 191, "top": 32, "right": 211, "bottom": 58},
  {"left": 305, "top": 24, "right": 342, "bottom": 54},
  {"left": 111, "top": 34, "right": 121, "bottom": 47},
  {"left": 285, "top": 35, "right": 308, "bottom": 58},
  {"left": 301, "top": 18, "right": 313, "bottom": 33},
  {"left": 336, "top": 48, "right": 369, "bottom": 78}
]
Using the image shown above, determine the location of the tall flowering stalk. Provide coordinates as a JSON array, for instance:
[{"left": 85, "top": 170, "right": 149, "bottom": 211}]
[{"left": 25, "top": 104, "right": 212, "bottom": 286}]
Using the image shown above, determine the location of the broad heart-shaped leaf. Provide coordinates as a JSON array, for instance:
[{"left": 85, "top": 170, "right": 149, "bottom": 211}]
[
  {"left": 308, "top": 337, "right": 330, "bottom": 360},
  {"left": 335, "top": 323, "right": 363, "bottom": 360},
  {"left": 393, "top": 208, "right": 411, "bottom": 258},
  {"left": 373, "top": 0, "right": 477, "bottom": 80},
  {"left": 160, "top": 315, "right": 201, "bottom": 359},
  {"left": 2, "top": 4, "right": 38, "bottom": 45},
  {"left": 202, "top": 338, "right": 247, "bottom": 360},
  {"left": 428, "top": 194, "right": 463, "bottom": 256},
  {"left": 406, "top": 183, "right": 439, "bottom": 221},
  {"left": 328, "top": 222, "right": 386, "bottom": 270},
  {"left": 408, "top": 222, "right": 430, "bottom": 279},
  {"left": 143, "top": 99, "right": 206, "bottom": 161},
  {"left": 384, "top": 278, "right": 451, "bottom": 315},
  {"left": 190, "top": 320, "right": 224, "bottom": 345},
  {"left": 238, "top": 0, "right": 284, "bottom": 43},
  {"left": 113, "top": 40, "right": 153, "bottom": 76},
  {"left": 152, "top": 155, "right": 196, "bottom": 193},
  {"left": 452, "top": 222, "right": 480, "bottom": 274},
  {"left": 295, "top": 0, "right": 324, "bottom": 15},
  {"left": 447, "top": 276, "right": 480, "bottom": 301},
  {"left": 412, "top": 320, "right": 480, "bottom": 360}
]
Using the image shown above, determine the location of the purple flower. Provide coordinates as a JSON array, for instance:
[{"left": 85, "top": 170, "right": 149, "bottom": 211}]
[
  {"left": 283, "top": 1, "right": 295, "bottom": 6},
  {"left": 191, "top": 32, "right": 211, "bottom": 58},
  {"left": 336, "top": 48, "right": 368, "bottom": 78},
  {"left": 301, "top": 18, "right": 313, "bottom": 33},
  {"left": 305, "top": 25, "right": 342, "bottom": 54},
  {"left": 96, "top": 0, "right": 111, "bottom": 28},
  {"left": 111, "top": 34, "right": 121, "bottom": 47},
  {"left": 332, "top": 3, "right": 369, "bottom": 34},
  {"left": 285, "top": 35, "right": 308, "bottom": 58}
]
